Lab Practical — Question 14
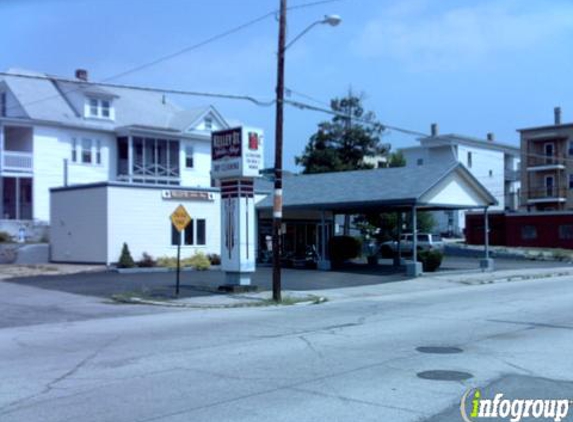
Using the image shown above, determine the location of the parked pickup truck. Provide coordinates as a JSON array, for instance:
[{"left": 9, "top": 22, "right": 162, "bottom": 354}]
[{"left": 379, "top": 233, "right": 444, "bottom": 257}]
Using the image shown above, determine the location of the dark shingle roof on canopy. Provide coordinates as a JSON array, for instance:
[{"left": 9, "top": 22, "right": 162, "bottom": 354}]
[{"left": 256, "top": 162, "right": 496, "bottom": 212}]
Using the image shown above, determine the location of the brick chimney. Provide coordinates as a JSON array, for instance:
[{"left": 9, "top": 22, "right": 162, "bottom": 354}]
[
  {"left": 486, "top": 132, "right": 495, "bottom": 142},
  {"left": 75, "top": 69, "right": 88, "bottom": 81},
  {"left": 431, "top": 123, "right": 439, "bottom": 137},
  {"left": 554, "top": 106, "right": 562, "bottom": 125}
]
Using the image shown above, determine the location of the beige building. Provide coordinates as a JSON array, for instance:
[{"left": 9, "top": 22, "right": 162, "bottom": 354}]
[{"left": 518, "top": 107, "right": 573, "bottom": 211}]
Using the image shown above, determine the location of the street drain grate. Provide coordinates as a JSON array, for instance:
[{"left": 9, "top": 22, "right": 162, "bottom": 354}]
[
  {"left": 417, "top": 370, "right": 473, "bottom": 381},
  {"left": 416, "top": 346, "right": 463, "bottom": 354}
]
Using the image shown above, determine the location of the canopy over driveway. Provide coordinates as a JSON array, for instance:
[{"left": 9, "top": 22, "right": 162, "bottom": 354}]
[{"left": 257, "top": 162, "right": 497, "bottom": 275}]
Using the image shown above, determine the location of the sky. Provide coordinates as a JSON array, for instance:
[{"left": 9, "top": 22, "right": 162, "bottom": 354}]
[{"left": 2, "top": 0, "right": 573, "bottom": 171}]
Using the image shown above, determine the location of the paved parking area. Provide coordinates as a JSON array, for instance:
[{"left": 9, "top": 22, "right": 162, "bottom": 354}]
[{"left": 3, "top": 256, "right": 568, "bottom": 300}]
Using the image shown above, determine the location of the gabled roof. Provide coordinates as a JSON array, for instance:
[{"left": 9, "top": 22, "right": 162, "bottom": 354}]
[
  {"left": 0, "top": 69, "right": 228, "bottom": 135},
  {"left": 256, "top": 163, "right": 497, "bottom": 213},
  {"left": 418, "top": 133, "right": 520, "bottom": 155}
]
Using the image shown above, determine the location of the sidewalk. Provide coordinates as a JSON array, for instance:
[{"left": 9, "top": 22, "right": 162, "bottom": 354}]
[{"left": 113, "top": 264, "right": 573, "bottom": 308}]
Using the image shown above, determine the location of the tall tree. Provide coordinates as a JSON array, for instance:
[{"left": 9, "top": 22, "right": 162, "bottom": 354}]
[{"left": 295, "top": 92, "right": 389, "bottom": 173}]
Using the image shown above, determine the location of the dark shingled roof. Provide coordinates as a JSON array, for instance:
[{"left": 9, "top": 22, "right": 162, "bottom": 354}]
[{"left": 256, "top": 162, "right": 496, "bottom": 212}]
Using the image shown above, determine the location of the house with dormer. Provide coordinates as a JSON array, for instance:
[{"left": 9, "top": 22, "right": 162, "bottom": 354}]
[{"left": 0, "top": 68, "right": 231, "bottom": 237}]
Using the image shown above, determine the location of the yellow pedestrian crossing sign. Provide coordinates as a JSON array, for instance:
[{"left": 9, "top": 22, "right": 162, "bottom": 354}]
[{"left": 170, "top": 204, "right": 191, "bottom": 232}]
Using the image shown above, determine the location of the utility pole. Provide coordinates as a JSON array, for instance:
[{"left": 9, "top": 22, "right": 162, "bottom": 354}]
[{"left": 272, "top": 0, "right": 287, "bottom": 302}]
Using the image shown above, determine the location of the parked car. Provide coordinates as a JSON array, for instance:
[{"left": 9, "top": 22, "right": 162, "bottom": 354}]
[{"left": 379, "top": 233, "right": 444, "bottom": 257}]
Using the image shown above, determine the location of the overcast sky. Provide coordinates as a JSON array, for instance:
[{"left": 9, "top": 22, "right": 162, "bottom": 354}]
[{"left": 2, "top": 0, "right": 573, "bottom": 170}]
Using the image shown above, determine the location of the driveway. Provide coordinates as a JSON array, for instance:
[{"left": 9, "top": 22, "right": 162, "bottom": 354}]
[{"left": 3, "top": 256, "right": 567, "bottom": 300}]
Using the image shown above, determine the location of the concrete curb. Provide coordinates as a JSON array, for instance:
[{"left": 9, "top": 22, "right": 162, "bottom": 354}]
[
  {"left": 427, "top": 267, "right": 573, "bottom": 286},
  {"left": 111, "top": 294, "right": 327, "bottom": 309}
]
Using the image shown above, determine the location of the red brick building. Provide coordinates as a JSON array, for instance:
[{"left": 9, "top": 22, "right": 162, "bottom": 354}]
[{"left": 466, "top": 211, "right": 573, "bottom": 249}]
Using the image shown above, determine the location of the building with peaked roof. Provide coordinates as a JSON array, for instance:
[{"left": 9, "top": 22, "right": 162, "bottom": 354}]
[
  {"left": 399, "top": 125, "right": 520, "bottom": 237},
  {"left": 256, "top": 163, "right": 497, "bottom": 270},
  {"left": 0, "top": 68, "right": 231, "bottom": 238}
]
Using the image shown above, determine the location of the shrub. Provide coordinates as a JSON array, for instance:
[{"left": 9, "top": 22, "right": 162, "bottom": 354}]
[
  {"left": 188, "top": 252, "right": 211, "bottom": 271},
  {"left": 329, "top": 236, "right": 362, "bottom": 266},
  {"left": 157, "top": 256, "right": 177, "bottom": 268},
  {"left": 137, "top": 252, "right": 156, "bottom": 268},
  {"left": 117, "top": 243, "right": 135, "bottom": 268},
  {"left": 207, "top": 253, "right": 221, "bottom": 265},
  {"left": 0, "top": 231, "right": 12, "bottom": 243},
  {"left": 417, "top": 249, "right": 443, "bottom": 272}
]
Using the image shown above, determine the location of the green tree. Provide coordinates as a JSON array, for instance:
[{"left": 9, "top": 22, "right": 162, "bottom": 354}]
[
  {"left": 295, "top": 92, "right": 389, "bottom": 173},
  {"left": 388, "top": 150, "right": 406, "bottom": 167},
  {"left": 117, "top": 242, "right": 135, "bottom": 268}
]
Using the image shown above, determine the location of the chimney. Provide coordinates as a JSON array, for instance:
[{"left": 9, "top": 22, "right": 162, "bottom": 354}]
[
  {"left": 554, "top": 106, "right": 562, "bottom": 125},
  {"left": 75, "top": 69, "right": 88, "bottom": 81},
  {"left": 486, "top": 132, "right": 495, "bottom": 142},
  {"left": 431, "top": 123, "right": 439, "bottom": 137}
]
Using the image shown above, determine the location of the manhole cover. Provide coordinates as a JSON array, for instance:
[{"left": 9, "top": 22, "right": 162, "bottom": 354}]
[
  {"left": 417, "top": 370, "right": 473, "bottom": 381},
  {"left": 416, "top": 346, "right": 463, "bottom": 354}
]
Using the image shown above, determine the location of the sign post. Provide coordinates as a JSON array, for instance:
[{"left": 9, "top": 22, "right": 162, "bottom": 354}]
[
  {"left": 211, "top": 127, "right": 264, "bottom": 289},
  {"left": 170, "top": 204, "right": 191, "bottom": 296}
]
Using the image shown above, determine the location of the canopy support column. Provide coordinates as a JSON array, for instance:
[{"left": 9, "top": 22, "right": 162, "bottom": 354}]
[
  {"left": 393, "top": 211, "right": 403, "bottom": 267},
  {"left": 406, "top": 205, "right": 422, "bottom": 277},
  {"left": 480, "top": 206, "right": 494, "bottom": 271},
  {"left": 318, "top": 210, "right": 331, "bottom": 271}
]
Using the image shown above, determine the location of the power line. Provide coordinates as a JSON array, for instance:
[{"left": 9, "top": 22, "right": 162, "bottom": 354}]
[
  {"left": 0, "top": 0, "right": 345, "bottom": 113},
  {"left": 0, "top": 72, "right": 275, "bottom": 107}
]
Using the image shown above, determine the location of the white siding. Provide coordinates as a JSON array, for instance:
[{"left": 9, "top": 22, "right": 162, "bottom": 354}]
[
  {"left": 32, "top": 125, "right": 115, "bottom": 221},
  {"left": 458, "top": 145, "right": 505, "bottom": 210},
  {"left": 50, "top": 186, "right": 108, "bottom": 263},
  {"left": 106, "top": 186, "right": 221, "bottom": 264},
  {"left": 401, "top": 147, "right": 427, "bottom": 167},
  {"left": 180, "top": 139, "right": 212, "bottom": 187}
]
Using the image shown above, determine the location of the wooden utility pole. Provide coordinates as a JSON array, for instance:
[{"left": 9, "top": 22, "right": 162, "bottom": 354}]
[{"left": 272, "top": 0, "right": 287, "bottom": 302}]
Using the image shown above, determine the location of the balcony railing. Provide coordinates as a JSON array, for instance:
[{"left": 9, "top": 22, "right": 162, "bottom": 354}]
[
  {"left": 527, "top": 186, "right": 567, "bottom": 201},
  {"left": 527, "top": 154, "right": 567, "bottom": 168},
  {"left": 1, "top": 151, "right": 33, "bottom": 173}
]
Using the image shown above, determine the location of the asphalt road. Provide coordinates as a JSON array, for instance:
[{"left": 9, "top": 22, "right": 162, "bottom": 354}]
[
  {"left": 4, "top": 256, "right": 566, "bottom": 300},
  {"left": 1, "top": 272, "right": 572, "bottom": 421}
]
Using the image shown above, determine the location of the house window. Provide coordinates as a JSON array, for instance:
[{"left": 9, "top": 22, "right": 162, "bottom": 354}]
[
  {"left": 81, "top": 139, "right": 92, "bottom": 163},
  {"left": 521, "top": 225, "right": 537, "bottom": 240},
  {"left": 559, "top": 225, "right": 573, "bottom": 240},
  {"left": 417, "top": 158, "right": 424, "bottom": 166},
  {"left": 71, "top": 138, "right": 77, "bottom": 162},
  {"left": 467, "top": 152, "right": 473, "bottom": 168},
  {"left": 569, "top": 175, "right": 573, "bottom": 190},
  {"left": 101, "top": 100, "right": 110, "bottom": 118},
  {"left": 72, "top": 137, "right": 100, "bottom": 165},
  {"left": 569, "top": 141, "right": 573, "bottom": 156},
  {"left": 185, "top": 145, "right": 194, "bottom": 168},
  {"left": 87, "top": 98, "right": 113, "bottom": 119},
  {"left": 184, "top": 220, "right": 194, "bottom": 245},
  {"left": 95, "top": 140, "right": 102, "bottom": 164},
  {"left": 0, "top": 92, "right": 6, "bottom": 117},
  {"left": 204, "top": 117, "right": 213, "bottom": 130},
  {"left": 171, "top": 219, "right": 206, "bottom": 245},
  {"left": 171, "top": 225, "right": 181, "bottom": 246},
  {"left": 196, "top": 219, "right": 206, "bottom": 245},
  {"left": 89, "top": 99, "right": 98, "bottom": 116}
]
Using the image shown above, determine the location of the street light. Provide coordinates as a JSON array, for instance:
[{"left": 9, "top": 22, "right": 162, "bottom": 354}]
[{"left": 272, "top": 0, "right": 341, "bottom": 302}]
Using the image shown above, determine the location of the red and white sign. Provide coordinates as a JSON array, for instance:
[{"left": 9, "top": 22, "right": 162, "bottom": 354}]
[{"left": 211, "top": 126, "right": 264, "bottom": 179}]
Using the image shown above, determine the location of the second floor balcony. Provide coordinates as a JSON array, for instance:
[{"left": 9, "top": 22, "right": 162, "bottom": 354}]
[
  {"left": 526, "top": 154, "right": 567, "bottom": 171},
  {"left": 526, "top": 185, "right": 567, "bottom": 204},
  {"left": 1, "top": 150, "right": 33, "bottom": 174}
]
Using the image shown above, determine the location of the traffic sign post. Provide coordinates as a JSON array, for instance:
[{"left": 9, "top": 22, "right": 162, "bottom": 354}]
[{"left": 170, "top": 204, "right": 191, "bottom": 296}]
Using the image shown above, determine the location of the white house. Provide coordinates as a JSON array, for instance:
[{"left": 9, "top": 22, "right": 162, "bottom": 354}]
[
  {"left": 400, "top": 125, "right": 520, "bottom": 236},
  {"left": 0, "top": 68, "right": 231, "bottom": 239}
]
